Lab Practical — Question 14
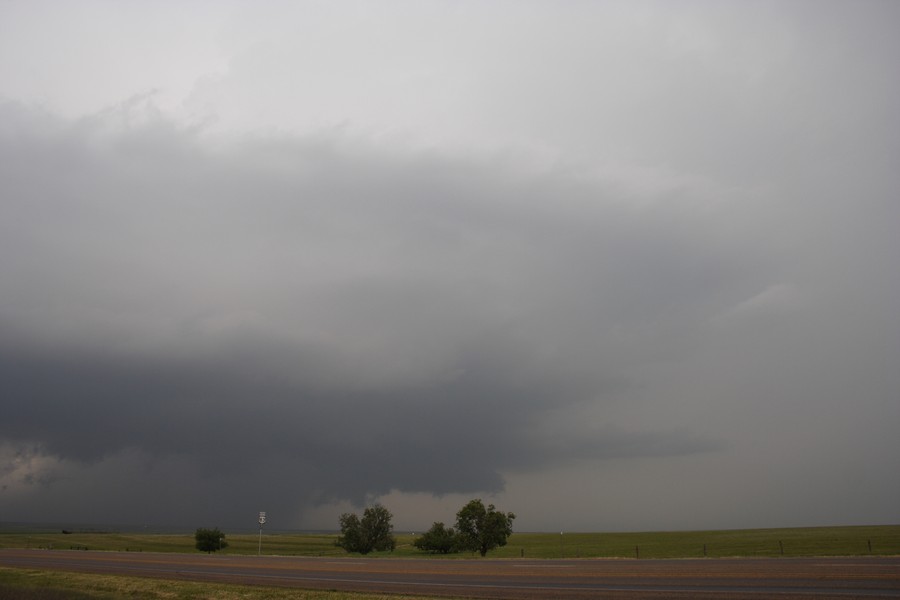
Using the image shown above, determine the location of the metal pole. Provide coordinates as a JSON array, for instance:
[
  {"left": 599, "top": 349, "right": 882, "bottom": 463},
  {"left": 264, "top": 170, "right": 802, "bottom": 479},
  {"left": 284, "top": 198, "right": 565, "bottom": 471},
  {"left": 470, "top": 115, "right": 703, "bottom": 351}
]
[{"left": 258, "top": 511, "right": 266, "bottom": 556}]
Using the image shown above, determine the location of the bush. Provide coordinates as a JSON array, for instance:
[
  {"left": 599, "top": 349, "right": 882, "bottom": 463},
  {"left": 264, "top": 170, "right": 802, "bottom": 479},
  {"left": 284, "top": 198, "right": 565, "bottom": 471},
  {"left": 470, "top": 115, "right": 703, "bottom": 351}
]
[
  {"left": 336, "top": 505, "right": 396, "bottom": 554},
  {"left": 194, "top": 528, "right": 228, "bottom": 553},
  {"left": 414, "top": 522, "right": 459, "bottom": 554}
]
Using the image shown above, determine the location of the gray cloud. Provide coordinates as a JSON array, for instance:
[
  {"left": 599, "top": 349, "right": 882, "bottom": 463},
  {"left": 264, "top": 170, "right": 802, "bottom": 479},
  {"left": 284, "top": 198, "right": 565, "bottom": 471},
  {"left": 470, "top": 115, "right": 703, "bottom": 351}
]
[
  {"left": 0, "top": 102, "right": 743, "bottom": 527},
  {"left": 1, "top": 1, "right": 898, "bottom": 531}
]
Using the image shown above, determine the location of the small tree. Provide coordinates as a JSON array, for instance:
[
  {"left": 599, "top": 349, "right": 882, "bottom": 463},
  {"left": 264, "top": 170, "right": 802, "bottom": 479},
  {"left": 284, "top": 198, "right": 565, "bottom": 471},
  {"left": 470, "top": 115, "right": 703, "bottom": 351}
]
[
  {"left": 455, "top": 499, "right": 515, "bottom": 557},
  {"left": 195, "top": 527, "right": 228, "bottom": 553},
  {"left": 336, "top": 504, "right": 396, "bottom": 554},
  {"left": 414, "top": 522, "right": 459, "bottom": 554}
]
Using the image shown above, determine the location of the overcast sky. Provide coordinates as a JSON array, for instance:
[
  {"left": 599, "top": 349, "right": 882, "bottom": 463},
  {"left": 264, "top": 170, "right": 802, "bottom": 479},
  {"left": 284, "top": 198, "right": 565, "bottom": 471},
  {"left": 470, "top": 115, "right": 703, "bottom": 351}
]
[{"left": 1, "top": 0, "right": 898, "bottom": 533}]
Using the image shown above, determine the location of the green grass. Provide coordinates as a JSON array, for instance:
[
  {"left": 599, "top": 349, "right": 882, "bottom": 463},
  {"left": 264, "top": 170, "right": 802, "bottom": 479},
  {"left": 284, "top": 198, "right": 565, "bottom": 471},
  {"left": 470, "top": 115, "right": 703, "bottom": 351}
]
[
  {"left": 1, "top": 525, "right": 898, "bottom": 559},
  {"left": 489, "top": 525, "right": 900, "bottom": 559},
  {"left": 0, "top": 567, "right": 441, "bottom": 600}
]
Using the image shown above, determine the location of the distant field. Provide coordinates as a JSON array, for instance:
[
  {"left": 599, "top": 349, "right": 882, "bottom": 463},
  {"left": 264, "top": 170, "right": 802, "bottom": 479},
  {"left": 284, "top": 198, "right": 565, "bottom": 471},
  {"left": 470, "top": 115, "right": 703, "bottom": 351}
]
[
  {"left": 1, "top": 524, "right": 897, "bottom": 559},
  {"left": 490, "top": 525, "right": 900, "bottom": 559}
]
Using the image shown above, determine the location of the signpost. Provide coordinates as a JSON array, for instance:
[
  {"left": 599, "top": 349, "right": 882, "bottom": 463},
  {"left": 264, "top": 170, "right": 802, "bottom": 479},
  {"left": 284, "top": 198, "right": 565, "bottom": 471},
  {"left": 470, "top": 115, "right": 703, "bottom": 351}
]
[{"left": 258, "top": 511, "right": 266, "bottom": 556}]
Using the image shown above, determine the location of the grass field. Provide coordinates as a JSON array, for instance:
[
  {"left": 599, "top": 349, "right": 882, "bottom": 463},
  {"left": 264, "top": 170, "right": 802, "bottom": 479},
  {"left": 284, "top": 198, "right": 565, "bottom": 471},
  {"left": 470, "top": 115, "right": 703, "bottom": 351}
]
[
  {"left": 489, "top": 525, "right": 900, "bottom": 559},
  {"left": 1, "top": 524, "right": 898, "bottom": 559}
]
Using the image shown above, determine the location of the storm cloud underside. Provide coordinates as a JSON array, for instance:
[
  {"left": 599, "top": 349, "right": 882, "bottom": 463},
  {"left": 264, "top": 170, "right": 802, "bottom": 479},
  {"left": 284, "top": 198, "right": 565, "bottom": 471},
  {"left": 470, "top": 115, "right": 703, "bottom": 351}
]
[{"left": 1, "top": 1, "right": 898, "bottom": 531}]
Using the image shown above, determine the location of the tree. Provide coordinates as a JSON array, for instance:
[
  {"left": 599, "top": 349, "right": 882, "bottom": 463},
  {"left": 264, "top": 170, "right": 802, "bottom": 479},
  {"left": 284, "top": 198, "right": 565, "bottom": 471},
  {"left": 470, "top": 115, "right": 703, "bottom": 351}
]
[
  {"left": 336, "top": 504, "right": 396, "bottom": 554},
  {"left": 194, "top": 527, "right": 228, "bottom": 553},
  {"left": 414, "top": 522, "right": 459, "bottom": 554},
  {"left": 454, "top": 499, "right": 515, "bottom": 557}
]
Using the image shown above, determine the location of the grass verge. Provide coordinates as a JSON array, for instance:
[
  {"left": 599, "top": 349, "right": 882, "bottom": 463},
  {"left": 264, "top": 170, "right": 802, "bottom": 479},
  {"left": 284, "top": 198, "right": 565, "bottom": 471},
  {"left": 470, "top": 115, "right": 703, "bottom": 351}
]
[{"left": 0, "top": 567, "right": 445, "bottom": 600}]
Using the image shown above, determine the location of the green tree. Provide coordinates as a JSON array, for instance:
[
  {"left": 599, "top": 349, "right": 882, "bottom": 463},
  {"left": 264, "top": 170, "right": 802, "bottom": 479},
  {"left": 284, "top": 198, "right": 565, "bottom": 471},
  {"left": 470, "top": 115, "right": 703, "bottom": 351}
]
[
  {"left": 194, "top": 527, "right": 228, "bottom": 553},
  {"left": 414, "top": 521, "right": 459, "bottom": 554},
  {"left": 336, "top": 504, "right": 396, "bottom": 554},
  {"left": 454, "top": 499, "right": 515, "bottom": 557}
]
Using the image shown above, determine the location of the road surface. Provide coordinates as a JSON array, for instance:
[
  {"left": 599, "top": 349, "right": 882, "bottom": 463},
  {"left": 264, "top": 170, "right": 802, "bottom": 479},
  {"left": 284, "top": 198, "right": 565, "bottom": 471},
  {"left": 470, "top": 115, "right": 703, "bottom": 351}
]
[{"left": 2, "top": 549, "right": 899, "bottom": 599}]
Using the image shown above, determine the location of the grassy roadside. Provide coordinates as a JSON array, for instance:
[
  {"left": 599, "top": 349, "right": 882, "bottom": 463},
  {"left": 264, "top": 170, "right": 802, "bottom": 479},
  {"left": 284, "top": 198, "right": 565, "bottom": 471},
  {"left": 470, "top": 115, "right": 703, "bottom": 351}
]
[
  {"left": 2, "top": 525, "right": 898, "bottom": 559},
  {"left": 0, "top": 567, "right": 442, "bottom": 600}
]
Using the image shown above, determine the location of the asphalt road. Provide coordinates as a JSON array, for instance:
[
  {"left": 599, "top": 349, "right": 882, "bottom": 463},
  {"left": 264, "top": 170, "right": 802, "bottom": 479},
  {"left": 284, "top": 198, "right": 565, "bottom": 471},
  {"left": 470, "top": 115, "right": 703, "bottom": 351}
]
[{"left": 1, "top": 549, "right": 899, "bottom": 599}]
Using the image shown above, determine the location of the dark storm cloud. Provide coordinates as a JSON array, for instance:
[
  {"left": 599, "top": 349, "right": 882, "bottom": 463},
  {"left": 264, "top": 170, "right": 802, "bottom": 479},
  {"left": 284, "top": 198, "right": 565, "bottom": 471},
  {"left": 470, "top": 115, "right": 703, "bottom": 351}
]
[
  {"left": 0, "top": 102, "right": 744, "bottom": 526},
  {"left": 1, "top": 0, "right": 898, "bottom": 534}
]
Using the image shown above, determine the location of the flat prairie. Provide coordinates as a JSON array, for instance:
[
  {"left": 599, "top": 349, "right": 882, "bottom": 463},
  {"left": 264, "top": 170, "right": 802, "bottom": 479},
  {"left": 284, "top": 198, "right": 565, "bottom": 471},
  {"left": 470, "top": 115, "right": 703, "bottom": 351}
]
[{"left": 1, "top": 524, "right": 897, "bottom": 558}]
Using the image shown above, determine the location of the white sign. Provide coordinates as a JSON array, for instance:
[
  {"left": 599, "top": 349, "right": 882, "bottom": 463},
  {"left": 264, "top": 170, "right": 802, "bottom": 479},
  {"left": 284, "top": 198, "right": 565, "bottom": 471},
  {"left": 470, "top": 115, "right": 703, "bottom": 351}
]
[{"left": 258, "top": 511, "right": 267, "bottom": 525}]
